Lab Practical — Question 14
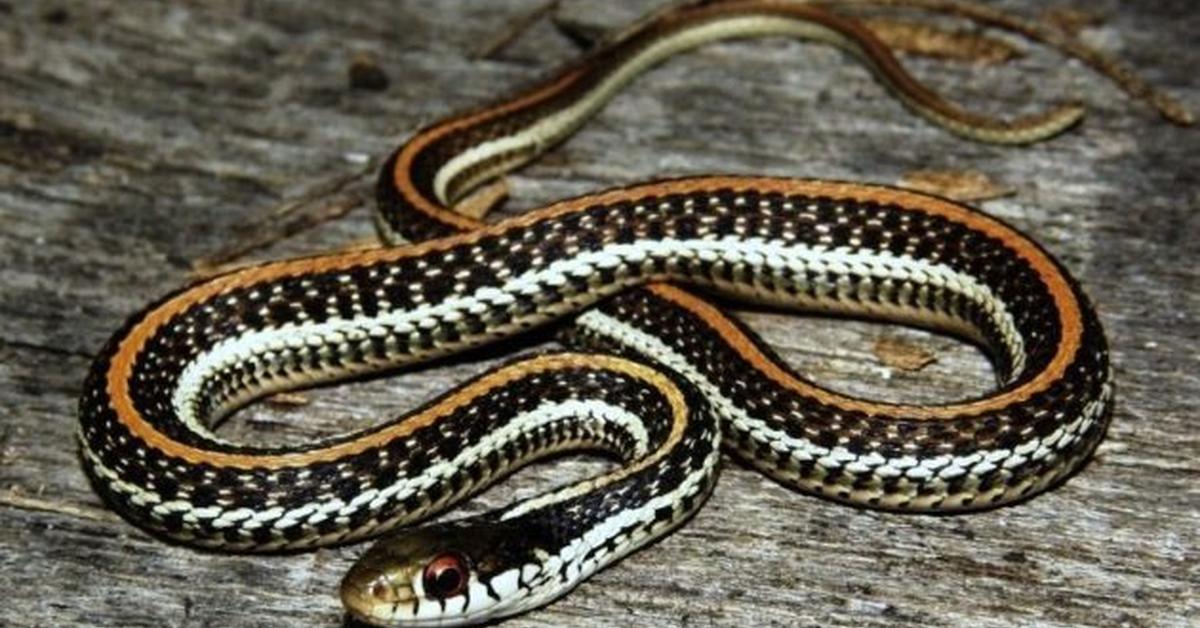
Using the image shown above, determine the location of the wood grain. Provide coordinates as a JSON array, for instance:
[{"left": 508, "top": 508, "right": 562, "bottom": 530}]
[{"left": 1, "top": 1, "right": 1196, "bottom": 626}]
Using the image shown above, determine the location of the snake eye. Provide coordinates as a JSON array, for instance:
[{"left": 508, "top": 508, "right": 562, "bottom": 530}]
[{"left": 422, "top": 552, "right": 470, "bottom": 599}]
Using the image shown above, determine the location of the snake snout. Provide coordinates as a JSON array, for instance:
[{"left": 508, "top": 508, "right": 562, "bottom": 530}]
[{"left": 340, "top": 558, "right": 415, "bottom": 623}]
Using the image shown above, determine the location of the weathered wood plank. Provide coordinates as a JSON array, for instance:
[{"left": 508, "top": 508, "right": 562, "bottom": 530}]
[{"left": 1, "top": 1, "right": 1197, "bottom": 626}]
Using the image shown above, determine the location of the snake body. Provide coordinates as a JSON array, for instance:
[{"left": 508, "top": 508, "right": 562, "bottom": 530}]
[{"left": 77, "top": 2, "right": 1111, "bottom": 626}]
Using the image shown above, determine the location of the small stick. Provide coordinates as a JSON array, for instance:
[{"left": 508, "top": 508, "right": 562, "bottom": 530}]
[
  {"left": 474, "top": 0, "right": 561, "bottom": 59},
  {"left": 269, "top": 161, "right": 372, "bottom": 218},
  {"left": 0, "top": 489, "right": 124, "bottom": 524},
  {"left": 190, "top": 192, "right": 367, "bottom": 279}
]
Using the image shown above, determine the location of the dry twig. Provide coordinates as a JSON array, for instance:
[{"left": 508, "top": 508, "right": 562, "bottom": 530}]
[
  {"left": 474, "top": 0, "right": 561, "bottom": 59},
  {"left": 189, "top": 192, "right": 368, "bottom": 279}
]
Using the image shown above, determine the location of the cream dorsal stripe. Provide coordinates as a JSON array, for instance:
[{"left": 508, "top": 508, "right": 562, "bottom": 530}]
[{"left": 169, "top": 236, "right": 1025, "bottom": 437}]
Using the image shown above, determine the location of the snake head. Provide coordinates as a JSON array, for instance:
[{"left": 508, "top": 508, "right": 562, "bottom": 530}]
[{"left": 341, "top": 517, "right": 555, "bottom": 626}]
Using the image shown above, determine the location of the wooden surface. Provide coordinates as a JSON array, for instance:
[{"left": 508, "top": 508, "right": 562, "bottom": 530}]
[{"left": 1, "top": 1, "right": 1197, "bottom": 626}]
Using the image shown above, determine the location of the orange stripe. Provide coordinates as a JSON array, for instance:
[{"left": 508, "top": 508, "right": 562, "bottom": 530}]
[
  {"left": 106, "top": 177, "right": 1080, "bottom": 467},
  {"left": 632, "top": 183, "right": 1082, "bottom": 421},
  {"left": 108, "top": 349, "right": 686, "bottom": 470}
]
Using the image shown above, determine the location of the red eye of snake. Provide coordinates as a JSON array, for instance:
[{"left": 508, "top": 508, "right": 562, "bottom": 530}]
[{"left": 422, "top": 552, "right": 469, "bottom": 599}]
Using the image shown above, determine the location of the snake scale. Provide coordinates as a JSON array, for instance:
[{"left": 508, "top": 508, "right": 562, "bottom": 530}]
[{"left": 77, "top": 1, "right": 1112, "bottom": 625}]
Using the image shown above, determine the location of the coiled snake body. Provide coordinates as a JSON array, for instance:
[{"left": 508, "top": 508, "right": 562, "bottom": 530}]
[{"left": 78, "top": 2, "right": 1111, "bottom": 625}]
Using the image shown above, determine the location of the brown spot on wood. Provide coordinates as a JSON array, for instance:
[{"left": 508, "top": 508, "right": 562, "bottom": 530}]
[
  {"left": 1002, "top": 550, "right": 1029, "bottom": 563},
  {"left": 348, "top": 53, "right": 390, "bottom": 92},
  {"left": 42, "top": 6, "right": 69, "bottom": 24},
  {"left": 0, "top": 116, "right": 103, "bottom": 172},
  {"left": 873, "top": 336, "right": 937, "bottom": 372}
]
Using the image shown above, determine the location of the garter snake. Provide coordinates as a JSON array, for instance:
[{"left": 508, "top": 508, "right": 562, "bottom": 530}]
[{"left": 77, "top": 1, "right": 1112, "bottom": 626}]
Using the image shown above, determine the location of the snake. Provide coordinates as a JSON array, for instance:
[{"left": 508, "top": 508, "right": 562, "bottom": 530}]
[{"left": 76, "top": 1, "right": 1112, "bottom": 626}]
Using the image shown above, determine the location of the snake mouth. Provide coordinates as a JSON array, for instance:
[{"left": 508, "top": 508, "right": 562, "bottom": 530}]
[
  {"left": 341, "top": 561, "right": 418, "bottom": 624},
  {"left": 340, "top": 576, "right": 500, "bottom": 628}
]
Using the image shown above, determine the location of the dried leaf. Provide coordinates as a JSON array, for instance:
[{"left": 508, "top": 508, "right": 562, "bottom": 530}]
[
  {"left": 898, "top": 169, "right": 1015, "bottom": 202},
  {"left": 453, "top": 177, "right": 510, "bottom": 220},
  {"left": 862, "top": 17, "right": 1023, "bottom": 65},
  {"left": 873, "top": 337, "right": 937, "bottom": 372}
]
